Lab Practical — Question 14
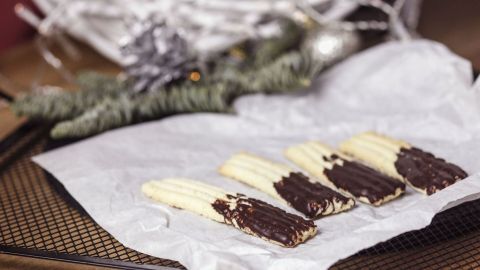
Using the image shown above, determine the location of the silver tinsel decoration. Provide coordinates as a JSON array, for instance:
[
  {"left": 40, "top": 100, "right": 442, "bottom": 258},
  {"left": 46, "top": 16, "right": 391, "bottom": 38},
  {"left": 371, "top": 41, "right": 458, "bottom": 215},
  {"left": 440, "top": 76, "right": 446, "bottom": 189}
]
[{"left": 121, "top": 21, "right": 197, "bottom": 93}]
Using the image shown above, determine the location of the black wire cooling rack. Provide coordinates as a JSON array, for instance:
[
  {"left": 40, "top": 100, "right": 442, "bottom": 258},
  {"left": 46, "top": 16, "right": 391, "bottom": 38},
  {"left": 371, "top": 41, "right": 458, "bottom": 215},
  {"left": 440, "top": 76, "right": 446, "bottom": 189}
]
[{"left": 1, "top": 122, "right": 480, "bottom": 269}]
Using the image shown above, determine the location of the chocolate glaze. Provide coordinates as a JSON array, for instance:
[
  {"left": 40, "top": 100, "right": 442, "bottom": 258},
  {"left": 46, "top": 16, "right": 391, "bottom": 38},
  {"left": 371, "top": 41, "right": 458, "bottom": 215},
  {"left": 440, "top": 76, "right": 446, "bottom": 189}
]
[
  {"left": 212, "top": 194, "right": 316, "bottom": 247},
  {"left": 273, "top": 172, "right": 352, "bottom": 218},
  {"left": 323, "top": 155, "right": 405, "bottom": 204},
  {"left": 394, "top": 147, "right": 468, "bottom": 195}
]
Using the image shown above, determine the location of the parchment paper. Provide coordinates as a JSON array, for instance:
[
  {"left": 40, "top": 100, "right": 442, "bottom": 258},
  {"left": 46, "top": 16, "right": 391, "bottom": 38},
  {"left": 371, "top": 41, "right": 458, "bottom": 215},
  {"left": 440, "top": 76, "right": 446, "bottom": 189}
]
[{"left": 33, "top": 40, "right": 480, "bottom": 270}]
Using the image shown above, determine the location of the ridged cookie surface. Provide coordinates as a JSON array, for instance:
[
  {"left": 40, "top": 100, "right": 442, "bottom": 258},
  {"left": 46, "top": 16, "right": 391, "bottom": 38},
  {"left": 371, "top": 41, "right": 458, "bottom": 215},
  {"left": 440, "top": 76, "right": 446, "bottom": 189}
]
[
  {"left": 142, "top": 178, "right": 317, "bottom": 247},
  {"left": 340, "top": 132, "right": 468, "bottom": 195},
  {"left": 219, "top": 153, "right": 354, "bottom": 218},
  {"left": 286, "top": 141, "right": 405, "bottom": 206}
]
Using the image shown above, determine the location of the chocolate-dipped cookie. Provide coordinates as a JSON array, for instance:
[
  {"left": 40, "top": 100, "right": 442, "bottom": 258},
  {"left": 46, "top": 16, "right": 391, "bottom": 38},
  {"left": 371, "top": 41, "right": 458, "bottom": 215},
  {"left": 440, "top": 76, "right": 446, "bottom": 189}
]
[
  {"left": 219, "top": 153, "right": 354, "bottom": 218},
  {"left": 286, "top": 141, "right": 405, "bottom": 206},
  {"left": 142, "top": 178, "right": 317, "bottom": 247},
  {"left": 340, "top": 132, "right": 468, "bottom": 195}
]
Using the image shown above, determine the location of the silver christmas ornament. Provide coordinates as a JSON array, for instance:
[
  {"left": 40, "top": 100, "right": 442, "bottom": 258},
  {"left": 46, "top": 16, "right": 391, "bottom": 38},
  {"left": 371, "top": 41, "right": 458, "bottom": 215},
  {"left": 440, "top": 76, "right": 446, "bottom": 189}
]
[{"left": 302, "top": 24, "right": 361, "bottom": 66}]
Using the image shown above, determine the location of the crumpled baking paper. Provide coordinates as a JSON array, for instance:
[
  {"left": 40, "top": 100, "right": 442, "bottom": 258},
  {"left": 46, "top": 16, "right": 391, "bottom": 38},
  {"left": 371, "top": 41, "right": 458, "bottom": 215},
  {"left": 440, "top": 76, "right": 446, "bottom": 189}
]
[{"left": 33, "top": 40, "right": 480, "bottom": 270}]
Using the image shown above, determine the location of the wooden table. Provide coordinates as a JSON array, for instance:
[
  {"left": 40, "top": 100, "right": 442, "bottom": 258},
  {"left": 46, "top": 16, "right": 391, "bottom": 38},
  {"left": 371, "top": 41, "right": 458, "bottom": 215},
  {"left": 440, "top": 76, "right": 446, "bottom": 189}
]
[
  {"left": 1, "top": 0, "right": 479, "bottom": 269},
  {"left": 0, "top": 41, "right": 120, "bottom": 141}
]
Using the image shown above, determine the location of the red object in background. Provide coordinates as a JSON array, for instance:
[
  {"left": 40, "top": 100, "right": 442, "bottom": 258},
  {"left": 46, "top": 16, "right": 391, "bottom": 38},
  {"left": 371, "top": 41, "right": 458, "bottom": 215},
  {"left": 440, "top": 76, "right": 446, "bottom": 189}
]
[{"left": 0, "top": 0, "right": 38, "bottom": 53}]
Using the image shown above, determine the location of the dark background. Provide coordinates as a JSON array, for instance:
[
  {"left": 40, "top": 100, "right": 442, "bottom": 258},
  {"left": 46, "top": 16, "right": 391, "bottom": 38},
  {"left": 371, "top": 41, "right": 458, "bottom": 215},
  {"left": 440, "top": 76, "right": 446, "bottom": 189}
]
[{"left": 0, "top": 0, "right": 38, "bottom": 52}]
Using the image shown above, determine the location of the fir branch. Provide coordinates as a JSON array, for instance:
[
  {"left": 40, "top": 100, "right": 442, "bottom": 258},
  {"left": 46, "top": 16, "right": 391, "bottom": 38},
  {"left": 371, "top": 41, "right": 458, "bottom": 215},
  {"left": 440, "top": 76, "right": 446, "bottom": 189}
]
[
  {"left": 10, "top": 72, "right": 128, "bottom": 121},
  {"left": 243, "top": 50, "right": 322, "bottom": 93},
  {"left": 253, "top": 19, "right": 303, "bottom": 67},
  {"left": 136, "top": 82, "right": 235, "bottom": 118},
  {"left": 50, "top": 83, "right": 235, "bottom": 139},
  {"left": 215, "top": 50, "right": 322, "bottom": 94},
  {"left": 76, "top": 71, "right": 128, "bottom": 93},
  {"left": 50, "top": 50, "right": 322, "bottom": 139},
  {"left": 50, "top": 95, "right": 135, "bottom": 139}
]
